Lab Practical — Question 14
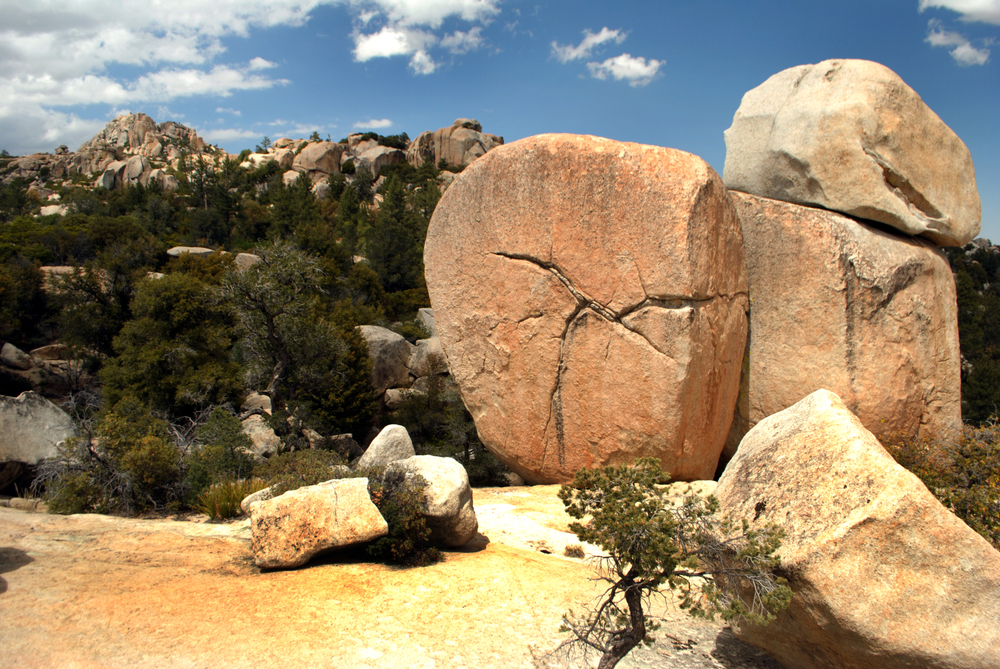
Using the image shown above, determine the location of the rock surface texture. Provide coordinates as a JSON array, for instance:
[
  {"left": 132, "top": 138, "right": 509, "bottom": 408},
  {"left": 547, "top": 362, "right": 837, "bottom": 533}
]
[
  {"left": 356, "top": 326, "right": 415, "bottom": 394},
  {"left": 425, "top": 133, "right": 748, "bottom": 483},
  {"left": 716, "top": 389, "right": 1000, "bottom": 669},
  {"left": 386, "top": 455, "right": 478, "bottom": 547},
  {"left": 250, "top": 477, "right": 388, "bottom": 569},
  {"left": 0, "top": 391, "right": 75, "bottom": 467},
  {"left": 723, "top": 59, "right": 981, "bottom": 246},
  {"left": 357, "top": 424, "right": 415, "bottom": 469},
  {"left": 724, "top": 192, "right": 962, "bottom": 458}
]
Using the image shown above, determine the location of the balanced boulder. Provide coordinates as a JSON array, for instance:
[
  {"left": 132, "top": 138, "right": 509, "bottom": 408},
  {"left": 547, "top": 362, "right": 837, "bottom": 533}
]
[
  {"left": 386, "top": 455, "right": 478, "bottom": 547},
  {"left": 716, "top": 389, "right": 1000, "bottom": 669},
  {"left": 724, "top": 59, "right": 980, "bottom": 246},
  {"left": 251, "top": 477, "right": 388, "bottom": 569},
  {"left": 425, "top": 133, "right": 748, "bottom": 483},
  {"left": 725, "top": 192, "right": 962, "bottom": 458}
]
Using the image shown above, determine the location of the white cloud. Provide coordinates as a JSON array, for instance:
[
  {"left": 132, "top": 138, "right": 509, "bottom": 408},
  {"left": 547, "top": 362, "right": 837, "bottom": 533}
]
[
  {"left": 587, "top": 53, "right": 663, "bottom": 87},
  {"left": 248, "top": 56, "right": 278, "bottom": 70},
  {"left": 919, "top": 0, "right": 1000, "bottom": 25},
  {"left": 350, "top": 0, "right": 501, "bottom": 29},
  {"left": 353, "top": 118, "right": 394, "bottom": 129},
  {"left": 441, "top": 26, "right": 484, "bottom": 54},
  {"left": 926, "top": 19, "right": 992, "bottom": 64},
  {"left": 216, "top": 107, "right": 242, "bottom": 116},
  {"left": 409, "top": 49, "right": 439, "bottom": 74},
  {"left": 551, "top": 27, "right": 626, "bottom": 63},
  {"left": 201, "top": 127, "right": 261, "bottom": 142},
  {"left": 352, "top": 25, "right": 436, "bottom": 60}
]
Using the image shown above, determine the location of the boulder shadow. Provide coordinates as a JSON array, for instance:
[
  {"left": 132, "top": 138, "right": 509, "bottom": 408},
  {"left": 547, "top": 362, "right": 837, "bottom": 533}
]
[
  {"left": 0, "top": 547, "right": 34, "bottom": 595},
  {"left": 711, "top": 626, "right": 783, "bottom": 668}
]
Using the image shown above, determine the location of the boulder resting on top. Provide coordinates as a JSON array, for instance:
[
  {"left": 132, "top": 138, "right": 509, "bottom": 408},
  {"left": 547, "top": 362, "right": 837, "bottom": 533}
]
[
  {"left": 716, "top": 389, "right": 1000, "bottom": 669},
  {"left": 723, "top": 59, "right": 981, "bottom": 246},
  {"left": 425, "top": 133, "right": 748, "bottom": 484},
  {"left": 358, "top": 424, "right": 415, "bottom": 469}
]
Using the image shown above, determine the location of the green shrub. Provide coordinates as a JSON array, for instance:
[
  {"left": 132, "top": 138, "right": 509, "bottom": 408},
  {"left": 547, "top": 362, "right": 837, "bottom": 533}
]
[
  {"left": 341, "top": 159, "right": 356, "bottom": 175},
  {"left": 360, "top": 466, "right": 441, "bottom": 566},
  {"left": 883, "top": 424, "right": 1000, "bottom": 550},
  {"left": 253, "top": 449, "right": 345, "bottom": 495},
  {"left": 186, "top": 407, "right": 255, "bottom": 499},
  {"left": 195, "top": 478, "right": 270, "bottom": 519}
]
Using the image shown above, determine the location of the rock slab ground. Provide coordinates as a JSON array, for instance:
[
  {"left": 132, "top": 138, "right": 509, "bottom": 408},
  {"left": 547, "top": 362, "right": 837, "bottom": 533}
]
[
  {"left": 725, "top": 192, "right": 962, "bottom": 458},
  {"left": 723, "top": 59, "right": 980, "bottom": 246},
  {"left": 0, "top": 487, "right": 782, "bottom": 669},
  {"left": 717, "top": 389, "right": 1000, "bottom": 669},
  {"left": 425, "top": 133, "right": 748, "bottom": 484}
]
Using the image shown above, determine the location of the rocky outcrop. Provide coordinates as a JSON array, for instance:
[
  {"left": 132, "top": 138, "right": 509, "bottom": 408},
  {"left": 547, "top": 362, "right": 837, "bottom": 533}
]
[
  {"left": 425, "top": 133, "right": 748, "bottom": 484},
  {"left": 241, "top": 414, "right": 281, "bottom": 461},
  {"left": 357, "top": 424, "right": 415, "bottom": 469},
  {"left": 724, "top": 192, "right": 962, "bottom": 459},
  {"left": 406, "top": 119, "right": 503, "bottom": 168},
  {"left": 355, "top": 145, "right": 405, "bottom": 177},
  {"left": 292, "top": 142, "right": 343, "bottom": 180},
  {"left": 716, "top": 389, "right": 1000, "bottom": 669},
  {"left": 356, "top": 326, "right": 415, "bottom": 395},
  {"left": 250, "top": 477, "right": 389, "bottom": 569},
  {"left": 386, "top": 455, "right": 478, "bottom": 547},
  {"left": 1, "top": 343, "right": 33, "bottom": 371},
  {"left": 723, "top": 59, "right": 980, "bottom": 247},
  {"left": 0, "top": 392, "right": 76, "bottom": 488}
]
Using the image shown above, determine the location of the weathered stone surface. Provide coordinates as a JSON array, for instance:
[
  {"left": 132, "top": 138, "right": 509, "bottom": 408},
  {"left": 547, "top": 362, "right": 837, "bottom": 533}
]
[
  {"left": 386, "top": 455, "right": 478, "bottom": 547},
  {"left": 292, "top": 142, "right": 343, "bottom": 175},
  {"left": 234, "top": 252, "right": 260, "bottom": 270},
  {"left": 0, "top": 391, "right": 75, "bottom": 466},
  {"left": 356, "top": 145, "right": 405, "bottom": 176},
  {"left": 425, "top": 119, "right": 503, "bottom": 168},
  {"left": 425, "top": 133, "right": 748, "bottom": 483},
  {"left": 358, "top": 424, "right": 415, "bottom": 469},
  {"left": 356, "top": 325, "right": 415, "bottom": 394},
  {"left": 240, "top": 392, "right": 272, "bottom": 416},
  {"left": 28, "top": 344, "right": 73, "bottom": 361},
  {"left": 716, "top": 389, "right": 1000, "bottom": 669},
  {"left": 166, "top": 246, "right": 214, "bottom": 257},
  {"left": 240, "top": 486, "right": 273, "bottom": 515},
  {"left": 241, "top": 414, "right": 281, "bottom": 460},
  {"left": 383, "top": 388, "right": 424, "bottom": 409},
  {"left": 1, "top": 343, "right": 32, "bottom": 370},
  {"left": 723, "top": 59, "right": 981, "bottom": 246},
  {"left": 408, "top": 337, "right": 449, "bottom": 377},
  {"left": 724, "top": 192, "right": 961, "bottom": 459},
  {"left": 251, "top": 477, "right": 388, "bottom": 569},
  {"left": 417, "top": 307, "right": 437, "bottom": 336}
]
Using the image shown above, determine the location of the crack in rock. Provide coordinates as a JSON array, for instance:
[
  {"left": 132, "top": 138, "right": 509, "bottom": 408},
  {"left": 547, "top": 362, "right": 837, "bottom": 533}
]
[{"left": 864, "top": 147, "right": 945, "bottom": 225}]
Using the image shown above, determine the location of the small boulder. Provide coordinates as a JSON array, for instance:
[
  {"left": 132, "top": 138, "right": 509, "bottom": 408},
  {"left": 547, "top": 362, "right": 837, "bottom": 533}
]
[
  {"left": 327, "top": 433, "right": 364, "bottom": 460},
  {"left": 0, "top": 391, "right": 76, "bottom": 467},
  {"left": 356, "top": 325, "right": 415, "bottom": 394},
  {"left": 28, "top": 344, "right": 73, "bottom": 361},
  {"left": 241, "top": 414, "right": 281, "bottom": 460},
  {"left": 240, "top": 486, "right": 274, "bottom": 515},
  {"left": 358, "top": 424, "right": 415, "bottom": 469},
  {"left": 234, "top": 253, "right": 261, "bottom": 271},
  {"left": 416, "top": 307, "right": 437, "bottom": 336},
  {"left": 407, "top": 337, "right": 448, "bottom": 378},
  {"left": 384, "top": 388, "right": 424, "bottom": 410},
  {"left": 716, "top": 389, "right": 1000, "bottom": 669},
  {"left": 386, "top": 455, "right": 478, "bottom": 547},
  {"left": 723, "top": 59, "right": 981, "bottom": 246},
  {"left": 292, "top": 142, "right": 343, "bottom": 175},
  {"left": 166, "top": 246, "right": 214, "bottom": 257},
  {"left": 250, "top": 478, "right": 388, "bottom": 569},
  {"left": 240, "top": 392, "right": 272, "bottom": 416},
  {"left": 1, "top": 343, "right": 33, "bottom": 370}
]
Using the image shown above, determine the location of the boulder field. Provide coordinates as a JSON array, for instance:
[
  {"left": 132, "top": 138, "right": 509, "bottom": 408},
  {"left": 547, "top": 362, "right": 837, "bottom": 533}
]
[{"left": 424, "top": 58, "right": 976, "bottom": 485}]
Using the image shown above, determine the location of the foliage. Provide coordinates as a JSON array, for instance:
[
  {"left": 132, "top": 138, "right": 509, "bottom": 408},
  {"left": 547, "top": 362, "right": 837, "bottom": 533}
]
[
  {"left": 393, "top": 375, "right": 510, "bottom": 487},
  {"left": 252, "top": 449, "right": 345, "bottom": 496},
  {"left": 883, "top": 424, "right": 1000, "bottom": 549},
  {"left": 551, "top": 459, "right": 791, "bottom": 669},
  {"left": 185, "top": 407, "right": 255, "bottom": 498},
  {"left": 359, "top": 465, "right": 441, "bottom": 566},
  {"left": 100, "top": 273, "right": 241, "bottom": 414},
  {"left": 0, "top": 259, "right": 50, "bottom": 349},
  {"left": 194, "top": 478, "right": 270, "bottom": 520},
  {"left": 366, "top": 175, "right": 425, "bottom": 293}
]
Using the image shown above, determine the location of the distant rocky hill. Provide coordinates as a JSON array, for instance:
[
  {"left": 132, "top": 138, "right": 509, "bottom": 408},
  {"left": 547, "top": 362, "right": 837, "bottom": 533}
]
[{"left": 1, "top": 114, "right": 503, "bottom": 200}]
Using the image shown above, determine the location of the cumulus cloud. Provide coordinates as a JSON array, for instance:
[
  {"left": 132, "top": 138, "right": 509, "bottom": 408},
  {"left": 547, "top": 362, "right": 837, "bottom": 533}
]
[
  {"left": 351, "top": 0, "right": 501, "bottom": 28},
  {"left": 919, "top": 0, "right": 1000, "bottom": 25},
  {"left": 353, "top": 118, "right": 394, "bottom": 129},
  {"left": 409, "top": 49, "right": 439, "bottom": 74},
  {"left": 587, "top": 53, "right": 663, "bottom": 87},
  {"left": 551, "top": 27, "right": 626, "bottom": 63},
  {"left": 216, "top": 107, "right": 242, "bottom": 116},
  {"left": 441, "top": 27, "right": 484, "bottom": 54},
  {"left": 201, "top": 127, "right": 261, "bottom": 142},
  {"left": 926, "top": 19, "right": 991, "bottom": 64},
  {"left": 352, "top": 25, "right": 435, "bottom": 60}
]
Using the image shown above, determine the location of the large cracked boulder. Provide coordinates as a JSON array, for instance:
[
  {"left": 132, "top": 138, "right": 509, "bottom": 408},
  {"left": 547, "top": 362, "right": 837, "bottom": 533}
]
[
  {"left": 716, "top": 389, "right": 1000, "bottom": 669},
  {"left": 250, "top": 477, "right": 388, "bottom": 569},
  {"left": 425, "top": 133, "right": 748, "bottom": 483},
  {"left": 723, "top": 59, "right": 981, "bottom": 247},
  {"left": 386, "top": 455, "right": 478, "bottom": 547},
  {"left": 724, "top": 192, "right": 962, "bottom": 459}
]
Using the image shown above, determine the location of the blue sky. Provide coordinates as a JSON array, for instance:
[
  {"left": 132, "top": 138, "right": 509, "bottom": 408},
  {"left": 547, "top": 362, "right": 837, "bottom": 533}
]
[{"left": 1, "top": 0, "right": 997, "bottom": 241}]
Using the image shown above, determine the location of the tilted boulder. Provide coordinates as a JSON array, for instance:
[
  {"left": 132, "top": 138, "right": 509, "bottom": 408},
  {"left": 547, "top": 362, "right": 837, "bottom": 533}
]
[
  {"left": 356, "top": 326, "right": 415, "bottom": 394},
  {"left": 716, "top": 389, "right": 1000, "bottom": 669},
  {"left": 0, "top": 392, "right": 76, "bottom": 488},
  {"left": 723, "top": 59, "right": 980, "bottom": 246},
  {"left": 292, "top": 142, "right": 343, "bottom": 175},
  {"left": 386, "top": 455, "right": 478, "bottom": 547},
  {"left": 724, "top": 192, "right": 962, "bottom": 459},
  {"left": 357, "top": 424, "right": 415, "bottom": 469},
  {"left": 250, "top": 478, "right": 388, "bottom": 569},
  {"left": 425, "top": 133, "right": 748, "bottom": 483},
  {"left": 1, "top": 343, "right": 33, "bottom": 370}
]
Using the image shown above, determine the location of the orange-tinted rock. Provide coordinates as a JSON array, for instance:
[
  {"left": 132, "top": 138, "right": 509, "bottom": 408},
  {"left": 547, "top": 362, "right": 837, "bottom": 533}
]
[
  {"left": 425, "top": 134, "right": 748, "bottom": 483},
  {"left": 717, "top": 389, "right": 1000, "bottom": 669},
  {"left": 725, "top": 192, "right": 961, "bottom": 459}
]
